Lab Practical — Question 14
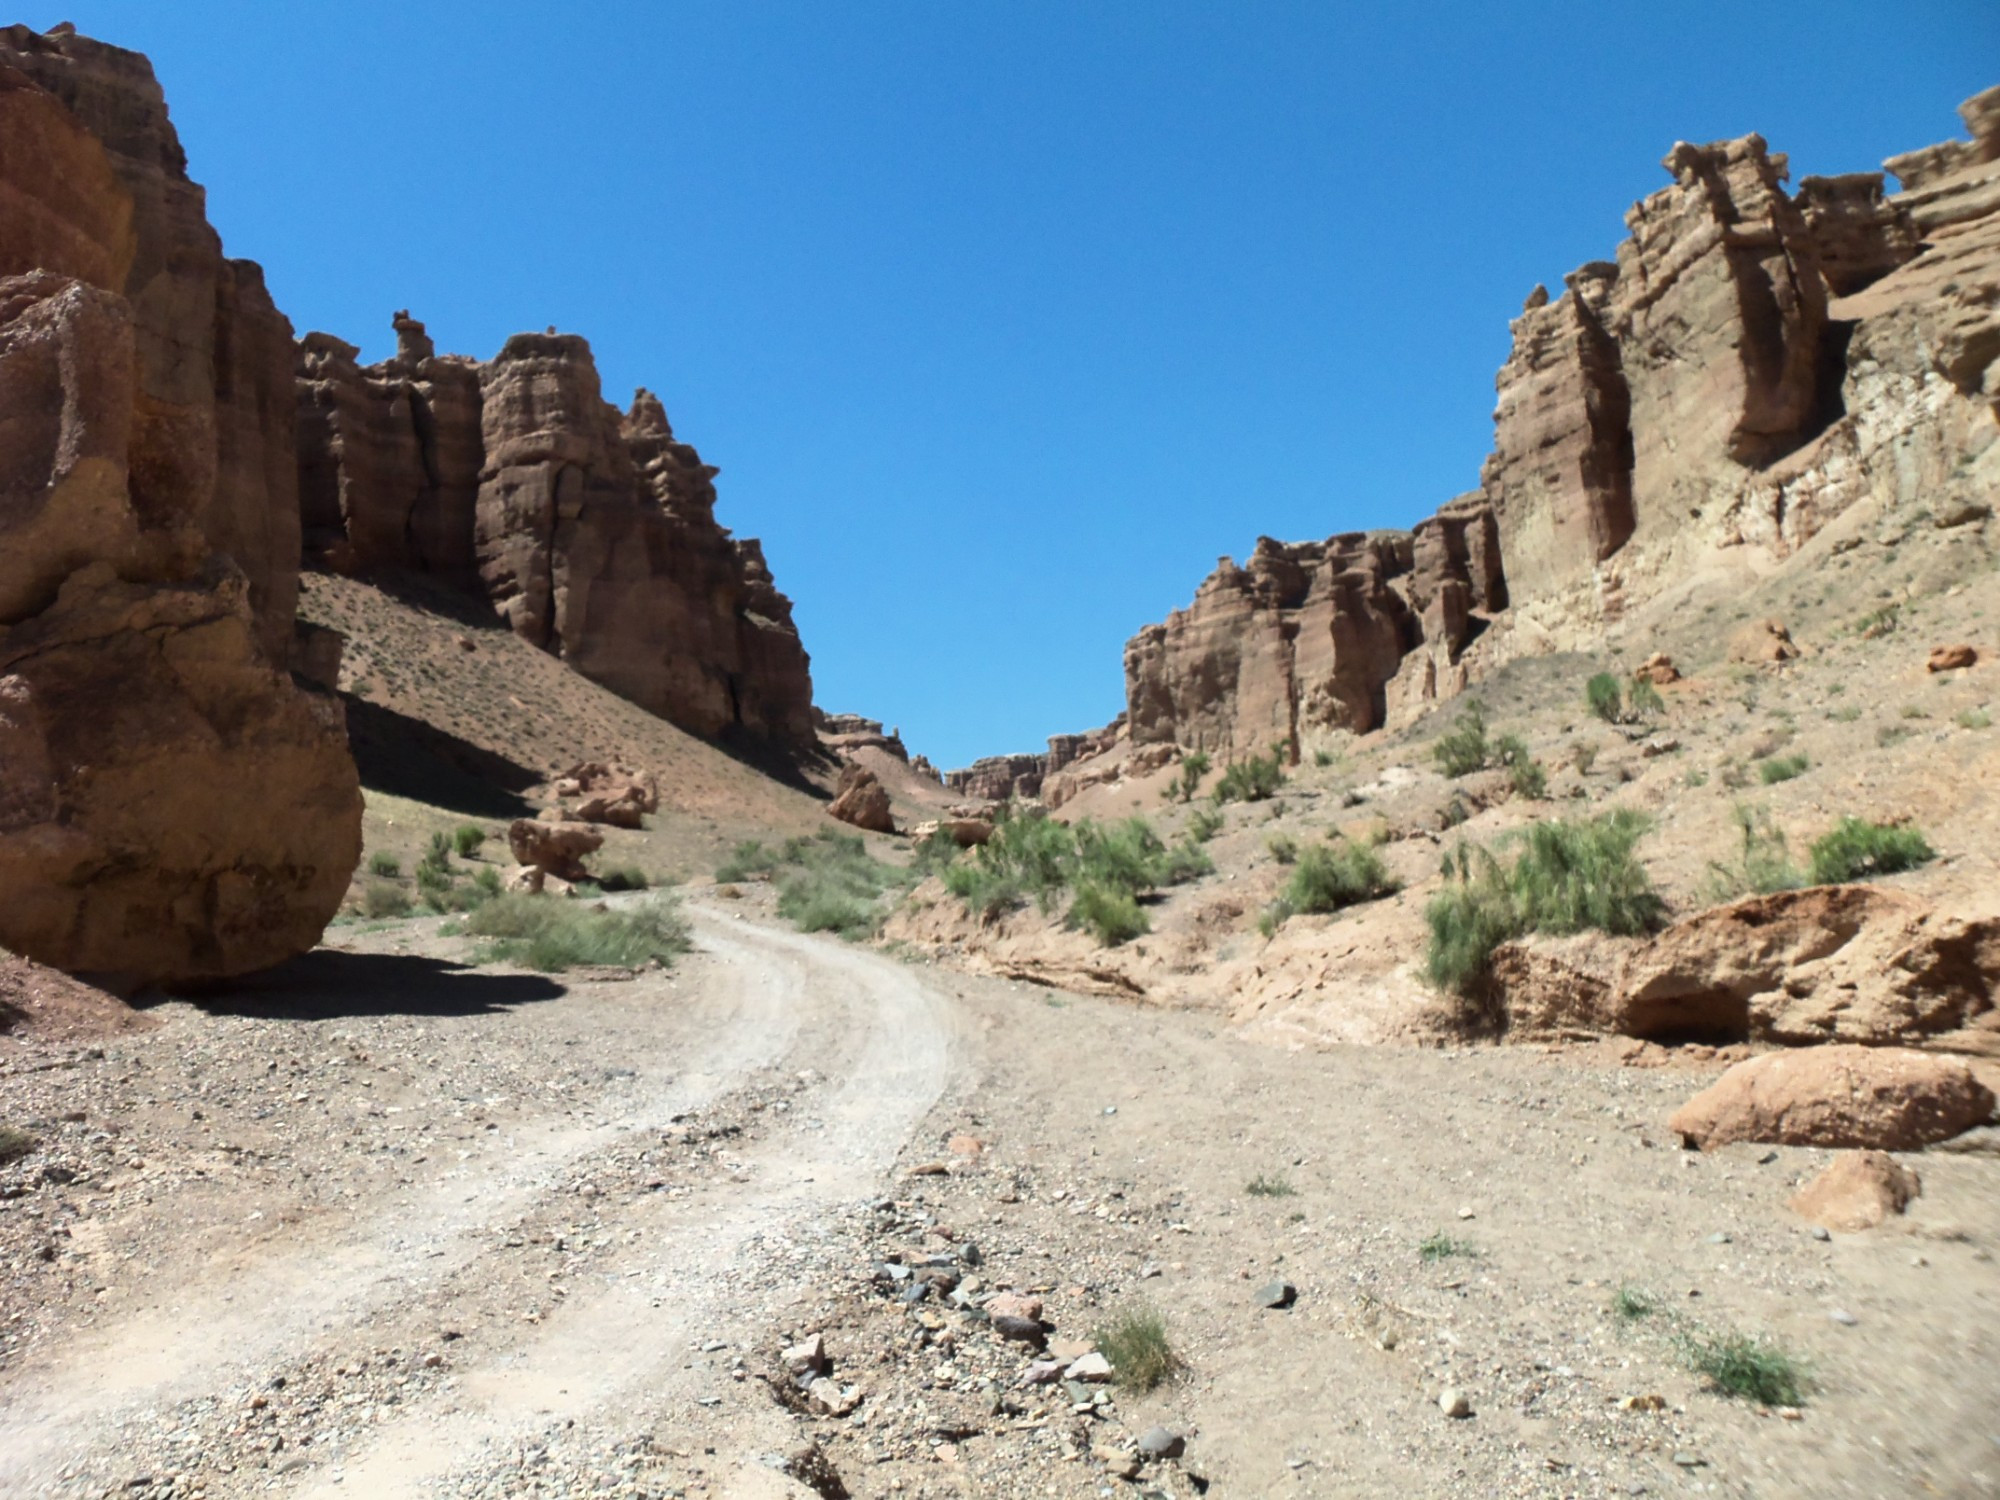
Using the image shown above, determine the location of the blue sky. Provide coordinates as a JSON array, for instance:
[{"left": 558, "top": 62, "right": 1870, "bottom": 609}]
[{"left": 42, "top": 2, "right": 1997, "bottom": 766}]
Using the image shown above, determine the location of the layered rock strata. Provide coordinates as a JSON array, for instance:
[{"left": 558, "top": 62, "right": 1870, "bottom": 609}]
[
  {"left": 0, "top": 26, "right": 361, "bottom": 982},
  {"left": 295, "top": 322, "right": 816, "bottom": 753}
]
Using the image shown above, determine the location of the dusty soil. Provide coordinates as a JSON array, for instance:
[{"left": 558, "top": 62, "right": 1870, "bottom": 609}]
[{"left": 2, "top": 901, "right": 1995, "bottom": 1499}]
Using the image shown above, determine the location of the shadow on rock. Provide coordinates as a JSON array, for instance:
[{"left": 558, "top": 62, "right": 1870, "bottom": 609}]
[{"left": 171, "top": 951, "right": 566, "bottom": 1020}]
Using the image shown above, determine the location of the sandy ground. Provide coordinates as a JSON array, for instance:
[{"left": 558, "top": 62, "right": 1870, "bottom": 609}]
[{"left": 1, "top": 903, "right": 1995, "bottom": 1499}]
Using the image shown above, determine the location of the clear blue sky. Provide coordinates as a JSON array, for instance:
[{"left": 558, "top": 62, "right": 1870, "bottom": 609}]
[{"left": 40, "top": 2, "right": 1997, "bottom": 766}]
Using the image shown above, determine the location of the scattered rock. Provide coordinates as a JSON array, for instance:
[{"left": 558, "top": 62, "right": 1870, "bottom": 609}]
[
  {"left": 1439, "top": 1387, "right": 1472, "bottom": 1419},
  {"left": 828, "top": 764, "right": 894, "bottom": 834},
  {"left": 1254, "top": 1279, "right": 1298, "bottom": 1309},
  {"left": 506, "top": 819, "right": 603, "bottom": 884},
  {"left": 1927, "top": 643, "right": 1978, "bottom": 672},
  {"left": 1668, "top": 1046, "right": 1996, "bottom": 1151},
  {"left": 1790, "top": 1150, "right": 1921, "bottom": 1231},
  {"left": 1728, "top": 618, "right": 1800, "bottom": 664},
  {"left": 1063, "top": 1352, "right": 1113, "bottom": 1383},
  {"left": 1137, "top": 1426, "right": 1187, "bottom": 1460},
  {"left": 1634, "top": 653, "right": 1681, "bottom": 685},
  {"left": 781, "top": 1333, "right": 829, "bottom": 1378}
]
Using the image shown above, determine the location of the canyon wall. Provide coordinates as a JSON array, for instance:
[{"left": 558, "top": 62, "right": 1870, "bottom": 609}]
[
  {"left": 295, "top": 322, "right": 816, "bottom": 755},
  {"left": 0, "top": 25, "right": 361, "bottom": 982},
  {"left": 1106, "top": 86, "right": 2000, "bottom": 767}
]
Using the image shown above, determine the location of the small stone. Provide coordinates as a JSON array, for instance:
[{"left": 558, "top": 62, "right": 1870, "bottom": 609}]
[
  {"left": 1829, "top": 1309, "right": 1858, "bottom": 1326},
  {"left": 1455, "top": 1206, "right": 1475, "bottom": 1220},
  {"left": 1018, "top": 1359, "right": 1062, "bottom": 1386},
  {"left": 806, "top": 1378, "right": 861, "bottom": 1417},
  {"left": 1706, "top": 1232, "right": 1731, "bottom": 1245},
  {"left": 1811, "top": 1226, "right": 1831, "bottom": 1241},
  {"left": 781, "top": 1334, "right": 828, "bottom": 1377},
  {"left": 991, "top": 1315, "right": 1046, "bottom": 1347},
  {"left": 1092, "top": 1445, "right": 1140, "bottom": 1479},
  {"left": 1137, "top": 1426, "right": 1187, "bottom": 1460},
  {"left": 1254, "top": 1279, "right": 1297, "bottom": 1310},
  {"left": 1048, "top": 1336, "right": 1095, "bottom": 1361},
  {"left": 1064, "top": 1352, "right": 1113, "bottom": 1383},
  {"left": 1672, "top": 1452, "right": 1706, "bottom": 1468},
  {"left": 985, "top": 1292, "right": 1044, "bottom": 1322},
  {"left": 1376, "top": 1329, "right": 1399, "bottom": 1351},
  {"left": 1439, "top": 1387, "right": 1471, "bottom": 1419}
]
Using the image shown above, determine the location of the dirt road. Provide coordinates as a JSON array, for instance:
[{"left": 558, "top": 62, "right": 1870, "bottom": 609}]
[{"left": 3, "top": 902, "right": 1997, "bottom": 1499}]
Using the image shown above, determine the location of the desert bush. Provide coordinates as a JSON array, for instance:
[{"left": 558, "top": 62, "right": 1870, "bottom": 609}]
[
  {"left": 1245, "top": 1173, "right": 1296, "bottom": 1197},
  {"left": 1807, "top": 818, "right": 1934, "bottom": 885},
  {"left": 1169, "top": 751, "right": 1211, "bottom": 803},
  {"left": 1266, "top": 833, "right": 1299, "bottom": 865},
  {"left": 1959, "top": 708, "right": 1993, "bottom": 730},
  {"left": 1627, "top": 677, "right": 1666, "bottom": 719},
  {"left": 1213, "top": 749, "right": 1285, "bottom": 804},
  {"left": 775, "top": 831, "right": 899, "bottom": 938},
  {"left": 0, "top": 1124, "right": 39, "bottom": 1165},
  {"left": 1611, "top": 1286, "right": 1658, "bottom": 1323},
  {"left": 1157, "top": 837, "right": 1214, "bottom": 884},
  {"left": 1586, "top": 672, "right": 1624, "bottom": 723},
  {"left": 1433, "top": 702, "right": 1491, "bottom": 777},
  {"left": 1758, "top": 753, "right": 1809, "bottom": 784},
  {"left": 1312, "top": 748, "right": 1337, "bottom": 768},
  {"left": 1704, "top": 803, "right": 1803, "bottom": 900},
  {"left": 714, "top": 840, "right": 778, "bottom": 883},
  {"left": 366, "top": 852, "right": 401, "bottom": 879},
  {"left": 1419, "top": 1232, "right": 1475, "bottom": 1262},
  {"left": 468, "top": 892, "right": 691, "bottom": 971},
  {"left": 1571, "top": 741, "right": 1598, "bottom": 775},
  {"left": 1496, "top": 733, "right": 1547, "bottom": 800},
  {"left": 1425, "top": 812, "right": 1663, "bottom": 994},
  {"left": 1677, "top": 1327, "right": 1808, "bottom": 1406},
  {"left": 910, "top": 827, "right": 963, "bottom": 880},
  {"left": 1285, "top": 838, "right": 1396, "bottom": 915},
  {"left": 1092, "top": 1304, "right": 1177, "bottom": 1391},
  {"left": 452, "top": 824, "right": 487, "bottom": 858},
  {"left": 596, "top": 866, "right": 650, "bottom": 893},
  {"left": 362, "top": 880, "right": 413, "bottom": 919},
  {"left": 1187, "top": 806, "right": 1224, "bottom": 843},
  {"left": 1067, "top": 881, "right": 1150, "bottom": 945}
]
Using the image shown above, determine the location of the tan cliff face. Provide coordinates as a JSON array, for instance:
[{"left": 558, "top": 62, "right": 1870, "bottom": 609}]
[
  {"left": 295, "top": 325, "right": 817, "bottom": 755},
  {"left": 0, "top": 25, "right": 361, "bottom": 983},
  {"left": 1058, "top": 86, "right": 2000, "bottom": 776}
]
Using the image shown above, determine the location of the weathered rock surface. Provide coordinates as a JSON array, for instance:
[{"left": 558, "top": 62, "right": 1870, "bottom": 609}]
[
  {"left": 507, "top": 819, "right": 603, "bottom": 885},
  {"left": 556, "top": 761, "right": 659, "bottom": 830},
  {"left": 1123, "top": 499, "right": 1506, "bottom": 758},
  {"left": 0, "top": 27, "right": 361, "bottom": 983},
  {"left": 296, "top": 321, "right": 816, "bottom": 754},
  {"left": 1494, "top": 886, "right": 2000, "bottom": 1052},
  {"left": 1790, "top": 1150, "right": 1921, "bottom": 1232},
  {"left": 828, "top": 765, "right": 894, "bottom": 834},
  {"left": 1668, "top": 1046, "right": 1994, "bottom": 1151}
]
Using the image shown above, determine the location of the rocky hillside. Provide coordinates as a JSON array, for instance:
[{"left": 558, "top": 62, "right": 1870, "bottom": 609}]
[
  {"left": 0, "top": 24, "right": 361, "bottom": 984},
  {"left": 948, "top": 85, "right": 1999, "bottom": 792},
  {"left": 297, "top": 322, "right": 815, "bottom": 755}
]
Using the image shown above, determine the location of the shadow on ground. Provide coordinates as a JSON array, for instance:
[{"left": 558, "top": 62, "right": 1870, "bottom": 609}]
[
  {"left": 177, "top": 951, "right": 565, "bottom": 1020},
  {"left": 343, "top": 696, "right": 540, "bottom": 818}
]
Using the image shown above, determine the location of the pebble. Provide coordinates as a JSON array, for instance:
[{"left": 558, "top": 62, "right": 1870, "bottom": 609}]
[
  {"left": 1137, "top": 1426, "right": 1187, "bottom": 1459},
  {"left": 1439, "top": 1387, "right": 1471, "bottom": 1419},
  {"left": 1254, "top": 1279, "right": 1297, "bottom": 1310},
  {"left": 1830, "top": 1309, "right": 1858, "bottom": 1326},
  {"left": 1064, "top": 1352, "right": 1113, "bottom": 1383},
  {"left": 1811, "top": 1226, "right": 1831, "bottom": 1241}
]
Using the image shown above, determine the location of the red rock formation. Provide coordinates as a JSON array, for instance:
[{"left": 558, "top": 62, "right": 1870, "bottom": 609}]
[
  {"left": 296, "top": 324, "right": 816, "bottom": 754},
  {"left": 946, "top": 754, "right": 1047, "bottom": 803},
  {"left": 0, "top": 26, "right": 361, "bottom": 983},
  {"left": 1122, "top": 499, "right": 1505, "bottom": 757},
  {"left": 828, "top": 764, "right": 894, "bottom": 833}
]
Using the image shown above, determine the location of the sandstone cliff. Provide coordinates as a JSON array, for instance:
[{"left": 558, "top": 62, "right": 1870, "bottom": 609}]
[
  {"left": 296, "top": 321, "right": 816, "bottom": 755},
  {"left": 0, "top": 25, "right": 361, "bottom": 982},
  {"left": 1091, "top": 86, "right": 2000, "bottom": 772}
]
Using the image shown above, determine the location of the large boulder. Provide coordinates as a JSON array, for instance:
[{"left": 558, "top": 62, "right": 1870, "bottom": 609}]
[
  {"left": 0, "top": 27, "right": 362, "bottom": 984},
  {"left": 1790, "top": 1151, "right": 1921, "bottom": 1232},
  {"left": 828, "top": 765, "right": 894, "bottom": 834},
  {"left": 1668, "top": 1046, "right": 1994, "bottom": 1151},
  {"left": 508, "top": 819, "right": 603, "bottom": 884}
]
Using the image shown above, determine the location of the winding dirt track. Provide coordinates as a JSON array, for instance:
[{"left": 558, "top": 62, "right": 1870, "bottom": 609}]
[{"left": 0, "top": 906, "right": 960, "bottom": 1497}]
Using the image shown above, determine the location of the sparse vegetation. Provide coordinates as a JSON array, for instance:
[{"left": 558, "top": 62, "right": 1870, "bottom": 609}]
[
  {"left": 775, "top": 830, "right": 902, "bottom": 938},
  {"left": 1260, "top": 835, "right": 1398, "bottom": 936},
  {"left": 1704, "top": 803, "right": 1803, "bottom": 900},
  {"left": 1245, "top": 1173, "right": 1296, "bottom": 1198},
  {"left": 1212, "top": 748, "right": 1285, "bottom": 804},
  {"left": 1628, "top": 677, "right": 1665, "bottom": 720},
  {"left": 1168, "top": 751, "right": 1211, "bottom": 803},
  {"left": 1677, "top": 1327, "right": 1808, "bottom": 1406},
  {"left": 1092, "top": 1304, "right": 1178, "bottom": 1391},
  {"left": 1757, "top": 752, "right": 1809, "bottom": 784},
  {"left": 1571, "top": 741, "right": 1598, "bottom": 775},
  {"left": 0, "top": 1124, "right": 39, "bottom": 1165},
  {"left": 1611, "top": 1286, "right": 1658, "bottom": 1323},
  {"left": 1266, "top": 833, "right": 1299, "bottom": 865},
  {"left": 1959, "top": 708, "right": 1993, "bottom": 730},
  {"left": 1312, "top": 747, "right": 1337, "bottom": 768},
  {"left": 468, "top": 892, "right": 691, "bottom": 971},
  {"left": 715, "top": 840, "right": 780, "bottom": 883},
  {"left": 1419, "top": 1232, "right": 1475, "bottom": 1261},
  {"left": 1807, "top": 817, "right": 1934, "bottom": 885},
  {"left": 595, "top": 866, "right": 650, "bottom": 893},
  {"left": 1587, "top": 672, "right": 1665, "bottom": 725},
  {"left": 1426, "top": 811, "right": 1664, "bottom": 996},
  {"left": 1876, "top": 723, "right": 1916, "bottom": 748},
  {"left": 1067, "top": 881, "right": 1150, "bottom": 945},
  {"left": 1433, "top": 702, "right": 1492, "bottom": 777},
  {"left": 942, "top": 813, "right": 1208, "bottom": 943},
  {"left": 1586, "top": 672, "right": 1623, "bottom": 723},
  {"left": 1187, "top": 806, "right": 1224, "bottom": 843},
  {"left": 362, "top": 880, "right": 412, "bottom": 919},
  {"left": 366, "top": 852, "right": 401, "bottom": 878},
  {"left": 452, "top": 824, "right": 487, "bottom": 858}
]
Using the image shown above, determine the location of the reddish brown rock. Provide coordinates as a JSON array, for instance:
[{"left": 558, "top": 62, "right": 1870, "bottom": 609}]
[
  {"left": 560, "top": 761, "right": 659, "bottom": 828},
  {"left": 1634, "top": 653, "right": 1680, "bottom": 685},
  {"left": 1790, "top": 1151, "right": 1921, "bottom": 1232},
  {"left": 1668, "top": 1046, "right": 1994, "bottom": 1151},
  {"left": 507, "top": 819, "right": 603, "bottom": 884},
  {"left": 0, "top": 29, "right": 361, "bottom": 984},
  {"left": 910, "top": 818, "right": 994, "bottom": 849},
  {"left": 1728, "top": 618, "right": 1800, "bottom": 663},
  {"left": 946, "top": 754, "right": 1048, "bottom": 803},
  {"left": 828, "top": 765, "right": 894, "bottom": 834},
  {"left": 1927, "top": 643, "right": 1978, "bottom": 672},
  {"left": 1794, "top": 173, "right": 1922, "bottom": 296}
]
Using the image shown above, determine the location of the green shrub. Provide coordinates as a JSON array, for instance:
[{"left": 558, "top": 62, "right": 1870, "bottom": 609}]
[
  {"left": 452, "top": 824, "right": 487, "bottom": 858},
  {"left": 1067, "top": 881, "right": 1150, "bottom": 945},
  {"left": 1495, "top": 733, "right": 1546, "bottom": 800},
  {"left": 1092, "top": 1304, "right": 1177, "bottom": 1391},
  {"left": 1187, "top": 806, "right": 1224, "bottom": 843},
  {"left": 714, "top": 840, "right": 778, "bottom": 882},
  {"left": 596, "top": 866, "right": 650, "bottom": 893},
  {"left": 470, "top": 866, "right": 503, "bottom": 902},
  {"left": 1586, "top": 672, "right": 1624, "bottom": 723},
  {"left": 362, "top": 880, "right": 413, "bottom": 919},
  {"left": 1611, "top": 1286, "right": 1658, "bottom": 1323},
  {"left": 366, "top": 852, "right": 401, "bottom": 879},
  {"left": 1169, "top": 751, "right": 1211, "bottom": 803},
  {"left": 469, "top": 892, "right": 691, "bottom": 971},
  {"left": 1425, "top": 812, "right": 1663, "bottom": 995},
  {"left": 1312, "top": 748, "right": 1336, "bottom": 768},
  {"left": 1419, "top": 1232, "right": 1475, "bottom": 1262},
  {"left": 1957, "top": 708, "right": 1992, "bottom": 730},
  {"left": 1705, "top": 803, "right": 1804, "bottom": 900},
  {"left": 1758, "top": 753, "right": 1809, "bottom": 784},
  {"left": 0, "top": 1124, "right": 39, "bottom": 1165},
  {"left": 1627, "top": 677, "right": 1666, "bottom": 720},
  {"left": 1213, "top": 749, "right": 1285, "bottom": 804},
  {"left": 1571, "top": 741, "right": 1598, "bottom": 775},
  {"left": 1284, "top": 838, "right": 1396, "bottom": 915},
  {"left": 1677, "top": 1327, "right": 1808, "bottom": 1406},
  {"left": 1807, "top": 818, "right": 1934, "bottom": 884},
  {"left": 420, "top": 831, "right": 453, "bottom": 873},
  {"left": 1245, "top": 1173, "right": 1296, "bottom": 1198},
  {"left": 1256, "top": 899, "right": 1294, "bottom": 939},
  {"left": 1433, "top": 702, "right": 1491, "bottom": 777},
  {"left": 910, "top": 828, "right": 963, "bottom": 880},
  {"left": 943, "top": 861, "right": 1027, "bottom": 920},
  {"left": 775, "top": 831, "right": 898, "bottom": 938},
  {"left": 1157, "top": 838, "right": 1214, "bottom": 884},
  {"left": 1266, "top": 833, "right": 1299, "bottom": 865}
]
